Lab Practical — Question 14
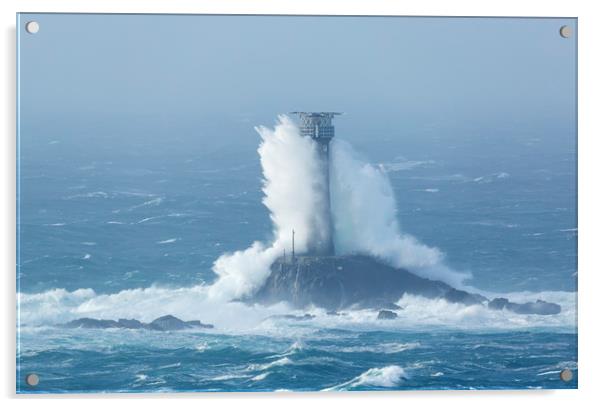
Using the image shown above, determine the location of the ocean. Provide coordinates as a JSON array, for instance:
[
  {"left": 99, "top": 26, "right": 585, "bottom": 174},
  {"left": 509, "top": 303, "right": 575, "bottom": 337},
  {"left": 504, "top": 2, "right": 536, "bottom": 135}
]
[{"left": 16, "top": 118, "right": 577, "bottom": 392}]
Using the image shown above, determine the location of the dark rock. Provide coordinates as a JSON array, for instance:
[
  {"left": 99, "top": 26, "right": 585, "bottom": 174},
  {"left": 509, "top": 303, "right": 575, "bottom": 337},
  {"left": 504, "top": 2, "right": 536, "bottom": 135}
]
[
  {"left": 148, "top": 315, "right": 203, "bottom": 331},
  {"left": 62, "top": 318, "right": 121, "bottom": 329},
  {"left": 444, "top": 288, "right": 486, "bottom": 306},
  {"left": 250, "top": 254, "right": 560, "bottom": 316},
  {"left": 518, "top": 300, "right": 561, "bottom": 315},
  {"left": 488, "top": 298, "right": 561, "bottom": 315},
  {"left": 117, "top": 318, "right": 145, "bottom": 329},
  {"left": 184, "top": 320, "right": 215, "bottom": 329},
  {"left": 251, "top": 255, "right": 486, "bottom": 311},
  {"left": 60, "top": 315, "right": 214, "bottom": 331},
  {"left": 377, "top": 310, "right": 398, "bottom": 320}
]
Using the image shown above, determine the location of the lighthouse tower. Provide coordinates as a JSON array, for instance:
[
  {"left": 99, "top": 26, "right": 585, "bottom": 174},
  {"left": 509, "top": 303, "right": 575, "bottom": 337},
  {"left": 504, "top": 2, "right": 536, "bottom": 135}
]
[{"left": 291, "top": 112, "right": 342, "bottom": 256}]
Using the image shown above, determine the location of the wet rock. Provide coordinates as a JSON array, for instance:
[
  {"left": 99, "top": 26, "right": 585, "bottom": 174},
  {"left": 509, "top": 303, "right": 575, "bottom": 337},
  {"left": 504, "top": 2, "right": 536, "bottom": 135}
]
[
  {"left": 184, "top": 320, "right": 215, "bottom": 329},
  {"left": 61, "top": 315, "right": 214, "bottom": 330},
  {"left": 251, "top": 255, "right": 561, "bottom": 316},
  {"left": 252, "top": 255, "right": 486, "bottom": 311},
  {"left": 377, "top": 310, "right": 398, "bottom": 320},
  {"left": 62, "top": 318, "right": 121, "bottom": 329},
  {"left": 148, "top": 315, "right": 206, "bottom": 331},
  {"left": 117, "top": 318, "right": 145, "bottom": 329},
  {"left": 488, "top": 298, "right": 561, "bottom": 315},
  {"left": 443, "top": 288, "right": 485, "bottom": 306}
]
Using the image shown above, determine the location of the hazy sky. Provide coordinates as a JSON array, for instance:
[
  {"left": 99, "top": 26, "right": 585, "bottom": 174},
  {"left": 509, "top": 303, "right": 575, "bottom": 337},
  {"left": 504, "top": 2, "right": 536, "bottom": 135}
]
[{"left": 18, "top": 14, "right": 576, "bottom": 154}]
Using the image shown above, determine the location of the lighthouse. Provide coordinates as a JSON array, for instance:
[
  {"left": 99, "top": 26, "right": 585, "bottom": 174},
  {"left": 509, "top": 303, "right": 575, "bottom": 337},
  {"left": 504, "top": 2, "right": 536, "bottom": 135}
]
[{"left": 290, "top": 112, "right": 342, "bottom": 256}]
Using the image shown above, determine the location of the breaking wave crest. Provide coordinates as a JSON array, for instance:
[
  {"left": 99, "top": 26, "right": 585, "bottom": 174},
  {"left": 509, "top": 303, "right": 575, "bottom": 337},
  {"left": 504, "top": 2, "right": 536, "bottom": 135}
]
[
  {"left": 208, "top": 115, "right": 325, "bottom": 300},
  {"left": 330, "top": 140, "right": 469, "bottom": 287},
  {"left": 16, "top": 115, "right": 576, "bottom": 335},
  {"left": 323, "top": 365, "right": 408, "bottom": 390},
  {"left": 208, "top": 115, "right": 468, "bottom": 300}
]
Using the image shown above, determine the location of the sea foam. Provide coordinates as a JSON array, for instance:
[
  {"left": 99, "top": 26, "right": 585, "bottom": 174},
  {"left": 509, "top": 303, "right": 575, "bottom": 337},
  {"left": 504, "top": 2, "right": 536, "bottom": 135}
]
[
  {"left": 323, "top": 365, "right": 407, "bottom": 390},
  {"left": 17, "top": 286, "right": 576, "bottom": 334},
  {"left": 16, "top": 116, "right": 576, "bottom": 336},
  {"left": 209, "top": 115, "right": 468, "bottom": 299}
]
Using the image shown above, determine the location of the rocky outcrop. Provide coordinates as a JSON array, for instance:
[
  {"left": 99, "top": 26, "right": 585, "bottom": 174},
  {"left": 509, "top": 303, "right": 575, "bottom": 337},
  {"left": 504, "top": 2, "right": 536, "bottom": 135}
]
[
  {"left": 61, "top": 315, "right": 214, "bottom": 330},
  {"left": 252, "top": 255, "right": 487, "bottom": 311},
  {"left": 147, "top": 315, "right": 213, "bottom": 331},
  {"left": 377, "top": 310, "right": 398, "bottom": 320},
  {"left": 250, "top": 255, "right": 561, "bottom": 316},
  {"left": 488, "top": 298, "right": 561, "bottom": 315}
]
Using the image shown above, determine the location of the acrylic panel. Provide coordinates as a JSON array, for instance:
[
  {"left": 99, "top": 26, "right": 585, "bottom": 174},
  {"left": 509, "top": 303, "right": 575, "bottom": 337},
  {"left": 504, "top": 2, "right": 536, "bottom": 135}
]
[{"left": 16, "top": 13, "right": 577, "bottom": 393}]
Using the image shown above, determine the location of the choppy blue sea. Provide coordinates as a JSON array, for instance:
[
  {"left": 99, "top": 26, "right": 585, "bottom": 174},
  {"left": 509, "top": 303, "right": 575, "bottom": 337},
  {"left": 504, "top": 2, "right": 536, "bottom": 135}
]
[
  {"left": 18, "top": 328, "right": 577, "bottom": 392},
  {"left": 17, "top": 122, "right": 577, "bottom": 392}
]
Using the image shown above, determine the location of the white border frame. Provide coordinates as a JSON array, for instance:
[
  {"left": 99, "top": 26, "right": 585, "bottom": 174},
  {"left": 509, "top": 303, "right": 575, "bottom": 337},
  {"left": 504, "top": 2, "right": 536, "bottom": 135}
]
[{"left": 3, "top": 1, "right": 600, "bottom": 406}]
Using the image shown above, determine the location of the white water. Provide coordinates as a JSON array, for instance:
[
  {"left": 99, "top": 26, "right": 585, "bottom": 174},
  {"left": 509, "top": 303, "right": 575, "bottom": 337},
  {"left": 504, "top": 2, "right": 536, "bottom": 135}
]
[
  {"left": 17, "top": 286, "right": 576, "bottom": 333},
  {"left": 323, "top": 365, "right": 408, "bottom": 390},
  {"left": 330, "top": 140, "right": 470, "bottom": 287},
  {"left": 209, "top": 115, "right": 467, "bottom": 299},
  {"left": 17, "top": 115, "right": 576, "bottom": 333},
  {"left": 208, "top": 115, "right": 326, "bottom": 300}
]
